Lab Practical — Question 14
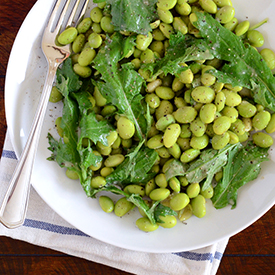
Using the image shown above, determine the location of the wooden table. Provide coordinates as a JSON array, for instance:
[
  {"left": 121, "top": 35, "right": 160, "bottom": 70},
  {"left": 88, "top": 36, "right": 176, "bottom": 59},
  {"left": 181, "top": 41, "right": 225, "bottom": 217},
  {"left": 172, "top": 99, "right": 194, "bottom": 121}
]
[{"left": 1, "top": 1, "right": 275, "bottom": 274}]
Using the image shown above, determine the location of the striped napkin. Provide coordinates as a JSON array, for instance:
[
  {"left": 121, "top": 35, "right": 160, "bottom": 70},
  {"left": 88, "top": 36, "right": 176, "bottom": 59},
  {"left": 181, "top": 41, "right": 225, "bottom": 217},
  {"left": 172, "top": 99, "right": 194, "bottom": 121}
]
[{"left": 0, "top": 130, "right": 228, "bottom": 275}]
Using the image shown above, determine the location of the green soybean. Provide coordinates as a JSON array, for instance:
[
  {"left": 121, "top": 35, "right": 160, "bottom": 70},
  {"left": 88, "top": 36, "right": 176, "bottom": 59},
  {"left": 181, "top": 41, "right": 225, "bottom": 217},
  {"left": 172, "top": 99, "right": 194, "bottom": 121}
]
[
  {"left": 191, "top": 195, "right": 206, "bottom": 218},
  {"left": 66, "top": 169, "right": 79, "bottom": 180},
  {"left": 155, "top": 86, "right": 175, "bottom": 100},
  {"left": 78, "top": 48, "right": 96, "bottom": 66},
  {"left": 212, "top": 132, "right": 230, "bottom": 149},
  {"left": 136, "top": 217, "right": 159, "bottom": 232},
  {"left": 168, "top": 177, "right": 181, "bottom": 192},
  {"left": 180, "top": 148, "right": 200, "bottom": 163},
  {"left": 190, "top": 134, "right": 209, "bottom": 150},
  {"left": 260, "top": 48, "right": 275, "bottom": 70},
  {"left": 104, "top": 154, "right": 125, "bottom": 167},
  {"left": 247, "top": 30, "right": 264, "bottom": 48},
  {"left": 136, "top": 32, "right": 153, "bottom": 51},
  {"left": 73, "top": 63, "right": 92, "bottom": 78},
  {"left": 252, "top": 132, "right": 273, "bottom": 148},
  {"left": 100, "top": 16, "right": 115, "bottom": 33},
  {"left": 252, "top": 110, "right": 271, "bottom": 131},
  {"left": 49, "top": 86, "right": 63, "bottom": 103},
  {"left": 91, "top": 176, "right": 106, "bottom": 188},
  {"left": 57, "top": 27, "right": 78, "bottom": 45},
  {"left": 213, "top": 116, "right": 231, "bottom": 135},
  {"left": 90, "top": 7, "right": 103, "bottom": 23},
  {"left": 114, "top": 197, "right": 134, "bottom": 217},
  {"left": 237, "top": 100, "right": 257, "bottom": 118},
  {"left": 174, "top": 106, "right": 197, "bottom": 123},
  {"left": 147, "top": 134, "right": 163, "bottom": 149},
  {"left": 72, "top": 34, "right": 86, "bottom": 53},
  {"left": 191, "top": 86, "right": 215, "bottom": 103},
  {"left": 149, "top": 188, "right": 170, "bottom": 201},
  {"left": 178, "top": 204, "right": 193, "bottom": 221},
  {"left": 215, "top": 5, "right": 235, "bottom": 24},
  {"left": 170, "top": 193, "right": 190, "bottom": 211},
  {"left": 266, "top": 113, "right": 275, "bottom": 134},
  {"left": 235, "top": 20, "right": 250, "bottom": 36},
  {"left": 158, "top": 215, "right": 177, "bottom": 228},
  {"left": 99, "top": 196, "right": 114, "bottom": 213},
  {"left": 158, "top": 8, "right": 173, "bottom": 24},
  {"left": 199, "top": 103, "right": 217, "bottom": 124},
  {"left": 163, "top": 123, "right": 181, "bottom": 148},
  {"left": 117, "top": 117, "right": 135, "bottom": 139},
  {"left": 199, "top": 0, "right": 217, "bottom": 14}
]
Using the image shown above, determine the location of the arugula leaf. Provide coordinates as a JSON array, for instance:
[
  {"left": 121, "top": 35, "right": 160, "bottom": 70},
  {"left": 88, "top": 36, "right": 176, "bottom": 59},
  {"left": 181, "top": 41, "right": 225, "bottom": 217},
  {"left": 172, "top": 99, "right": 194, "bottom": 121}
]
[
  {"left": 153, "top": 204, "right": 177, "bottom": 224},
  {"left": 93, "top": 32, "right": 150, "bottom": 140},
  {"left": 194, "top": 12, "right": 275, "bottom": 111},
  {"left": 94, "top": 0, "right": 158, "bottom": 34},
  {"left": 165, "top": 144, "right": 238, "bottom": 191},
  {"left": 212, "top": 141, "right": 269, "bottom": 209},
  {"left": 106, "top": 142, "right": 158, "bottom": 186},
  {"left": 186, "top": 144, "right": 240, "bottom": 191},
  {"left": 142, "top": 32, "right": 214, "bottom": 78}
]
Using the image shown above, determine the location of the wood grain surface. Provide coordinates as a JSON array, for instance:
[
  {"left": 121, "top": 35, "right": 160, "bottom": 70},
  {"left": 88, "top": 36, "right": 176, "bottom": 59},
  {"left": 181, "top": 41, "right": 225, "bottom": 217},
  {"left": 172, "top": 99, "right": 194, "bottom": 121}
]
[{"left": 0, "top": 1, "right": 275, "bottom": 274}]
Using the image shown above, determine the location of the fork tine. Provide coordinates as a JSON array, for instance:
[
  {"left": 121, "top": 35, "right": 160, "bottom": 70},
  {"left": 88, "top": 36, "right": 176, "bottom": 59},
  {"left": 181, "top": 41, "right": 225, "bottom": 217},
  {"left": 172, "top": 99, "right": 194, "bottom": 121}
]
[
  {"left": 54, "top": 0, "right": 73, "bottom": 34},
  {"left": 46, "top": 0, "right": 64, "bottom": 32},
  {"left": 66, "top": 0, "right": 90, "bottom": 27}
]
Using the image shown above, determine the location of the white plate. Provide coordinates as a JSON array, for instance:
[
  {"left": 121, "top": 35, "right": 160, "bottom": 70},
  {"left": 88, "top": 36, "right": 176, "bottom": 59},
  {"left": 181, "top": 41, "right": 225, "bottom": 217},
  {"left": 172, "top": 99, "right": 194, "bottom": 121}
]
[{"left": 5, "top": 0, "right": 275, "bottom": 253}]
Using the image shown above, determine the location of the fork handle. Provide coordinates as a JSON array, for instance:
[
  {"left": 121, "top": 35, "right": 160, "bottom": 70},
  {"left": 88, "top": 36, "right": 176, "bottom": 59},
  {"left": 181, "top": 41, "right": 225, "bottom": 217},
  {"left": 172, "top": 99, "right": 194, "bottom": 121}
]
[{"left": 0, "top": 61, "right": 59, "bottom": 229}]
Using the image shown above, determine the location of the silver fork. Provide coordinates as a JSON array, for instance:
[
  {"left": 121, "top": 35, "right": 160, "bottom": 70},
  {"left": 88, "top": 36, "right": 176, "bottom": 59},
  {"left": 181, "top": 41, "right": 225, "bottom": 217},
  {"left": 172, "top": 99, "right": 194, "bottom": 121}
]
[{"left": 0, "top": 0, "right": 89, "bottom": 229}]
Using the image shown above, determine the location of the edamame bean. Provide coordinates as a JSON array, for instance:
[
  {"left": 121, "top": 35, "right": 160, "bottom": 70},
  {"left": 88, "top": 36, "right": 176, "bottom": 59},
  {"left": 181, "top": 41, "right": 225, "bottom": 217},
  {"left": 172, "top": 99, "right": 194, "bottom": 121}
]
[
  {"left": 200, "top": 185, "right": 214, "bottom": 199},
  {"left": 215, "top": 91, "right": 226, "bottom": 112},
  {"left": 88, "top": 32, "right": 102, "bottom": 48},
  {"left": 252, "top": 132, "right": 273, "bottom": 148},
  {"left": 78, "top": 48, "right": 96, "bottom": 66},
  {"left": 117, "top": 117, "right": 135, "bottom": 139},
  {"left": 235, "top": 20, "right": 250, "bottom": 36},
  {"left": 213, "top": 0, "right": 232, "bottom": 7},
  {"left": 190, "top": 118, "right": 206, "bottom": 137},
  {"left": 66, "top": 169, "right": 79, "bottom": 180},
  {"left": 247, "top": 30, "right": 264, "bottom": 48},
  {"left": 175, "top": 3, "right": 192, "bottom": 16},
  {"left": 228, "top": 130, "right": 239, "bottom": 144},
  {"left": 155, "top": 86, "right": 175, "bottom": 100},
  {"left": 178, "top": 204, "right": 193, "bottom": 221},
  {"left": 147, "top": 134, "right": 163, "bottom": 149},
  {"left": 170, "top": 193, "right": 190, "bottom": 211},
  {"left": 155, "top": 173, "right": 168, "bottom": 188},
  {"left": 191, "top": 86, "right": 215, "bottom": 103},
  {"left": 169, "top": 177, "right": 181, "bottom": 192},
  {"left": 90, "top": 7, "right": 103, "bottom": 23},
  {"left": 77, "top": 17, "right": 92, "bottom": 33},
  {"left": 89, "top": 151, "right": 102, "bottom": 171},
  {"left": 252, "top": 110, "right": 271, "bottom": 131},
  {"left": 136, "top": 217, "right": 159, "bottom": 232},
  {"left": 213, "top": 116, "right": 231, "bottom": 135},
  {"left": 178, "top": 67, "right": 194, "bottom": 84},
  {"left": 174, "top": 106, "right": 197, "bottom": 123},
  {"left": 155, "top": 100, "right": 174, "bottom": 120},
  {"left": 99, "top": 196, "right": 114, "bottom": 213},
  {"left": 159, "top": 22, "right": 174, "bottom": 38},
  {"left": 212, "top": 132, "right": 230, "bottom": 149},
  {"left": 145, "top": 93, "right": 161, "bottom": 109},
  {"left": 49, "top": 86, "right": 63, "bottom": 103},
  {"left": 215, "top": 5, "right": 235, "bottom": 24},
  {"left": 100, "top": 167, "right": 114, "bottom": 177},
  {"left": 149, "top": 188, "right": 170, "bottom": 201},
  {"left": 187, "top": 182, "right": 200, "bottom": 198},
  {"left": 163, "top": 123, "right": 181, "bottom": 148},
  {"left": 221, "top": 106, "right": 238, "bottom": 123},
  {"left": 73, "top": 63, "right": 92, "bottom": 78},
  {"left": 157, "top": 0, "right": 177, "bottom": 10},
  {"left": 100, "top": 16, "right": 115, "bottom": 33},
  {"left": 199, "top": 0, "right": 217, "bottom": 14},
  {"left": 91, "top": 176, "right": 106, "bottom": 188},
  {"left": 191, "top": 195, "right": 206, "bottom": 218},
  {"left": 136, "top": 32, "right": 153, "bottom": 51},
  {"left": 114, "top": 197, "right": 134, "bottom": 217},
  {"left": 158, "top": 215, "right": 177, "bottom": 228},
  {"left": 177, "top": 137, "right": 191, "bottom": 151},
  {"left": 156, "top": 147, "right": 171, "bottom": 158},
  {"left": 223, "top": 89, "right": 242, "bottom": 107},
  {"left": 124, "top": 185, "right": 145, "bottom": 197},
  {"left": 72, "top": 34, "right": 86, "bottom": 53},
  {"left": 237, "top": 100, "right": 257, "bottom": 118},
  {"left": 168, "top": 143, "right": 181, "bottom": 159},
  {"left": 199, "top": 103, "right": 217, "bottom": 123},
  {"left": 57, "top": 27, "right": 78, "bottom": 45},
  {"left": 223, "top": 17, "right": 238, "bottom": 31},
  {"left": 155, "top": 114, "right": 175, "bottom": 131},
  {"left": 173, "top": 17, "right": 188, "bottom": 35},
  {"left": 158, "top": 8, "right": 173, "bottom": 24},
  {"left": 266, "top": 113, "right": 275, "bottom": 134},
  {"left": 190, "top": 134, "right": 209, "bottom": 150},
  {"left": 104, "top": 154, "right": 125, "bottom": 167},
  {"left": 260, "top": 48, "right": 275, "bottom": 70},
  {"left": 180, "top": 148, "right": 200, "bottom": 163},
  {"left": 145, "top": 179, "right": 156, "bottom": 196}
]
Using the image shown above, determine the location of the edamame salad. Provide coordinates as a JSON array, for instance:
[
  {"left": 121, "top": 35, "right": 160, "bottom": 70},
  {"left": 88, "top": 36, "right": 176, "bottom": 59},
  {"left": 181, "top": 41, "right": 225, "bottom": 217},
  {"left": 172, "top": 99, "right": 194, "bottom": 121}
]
[{"left": 47, "top": 0, "right": 275, "bottom": 232}]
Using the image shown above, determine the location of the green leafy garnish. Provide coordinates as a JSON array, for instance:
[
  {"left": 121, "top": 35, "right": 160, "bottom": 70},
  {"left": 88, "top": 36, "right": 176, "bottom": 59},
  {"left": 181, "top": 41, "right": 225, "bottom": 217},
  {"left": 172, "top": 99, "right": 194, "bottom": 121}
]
[
  {"left": 212, "top": 141, "right": 269, "bottom": 209},
  {"left": 94, "top": 0, "right": 158, "bottom": 34},
  {"left": 93, "top": 33, "right": 150, "bottom": 140},
  {"left": 194, "top": 12, "right": 275, "bottom": 111},
  {"left": 143, "top": 32, "right": 214, "bottom": 78}
]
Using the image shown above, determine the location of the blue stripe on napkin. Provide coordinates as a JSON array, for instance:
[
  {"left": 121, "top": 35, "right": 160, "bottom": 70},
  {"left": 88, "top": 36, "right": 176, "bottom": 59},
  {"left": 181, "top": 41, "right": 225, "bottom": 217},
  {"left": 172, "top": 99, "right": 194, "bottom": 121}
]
[
  {"left": 2, "top": 150, "right": 17, "bottom": 160},
  {"left": 23, "top": 218, "right": 89, "bottom": 237},
  {"left": 174, "top": 251, "right": 223, "bottom": 262}
]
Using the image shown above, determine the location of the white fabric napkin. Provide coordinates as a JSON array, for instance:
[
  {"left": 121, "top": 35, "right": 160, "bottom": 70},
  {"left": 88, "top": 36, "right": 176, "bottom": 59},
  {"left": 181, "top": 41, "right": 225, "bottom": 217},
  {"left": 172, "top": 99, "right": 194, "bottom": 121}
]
[{"left": 0, "top": 130, "right": 228, "bottom": 275}]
